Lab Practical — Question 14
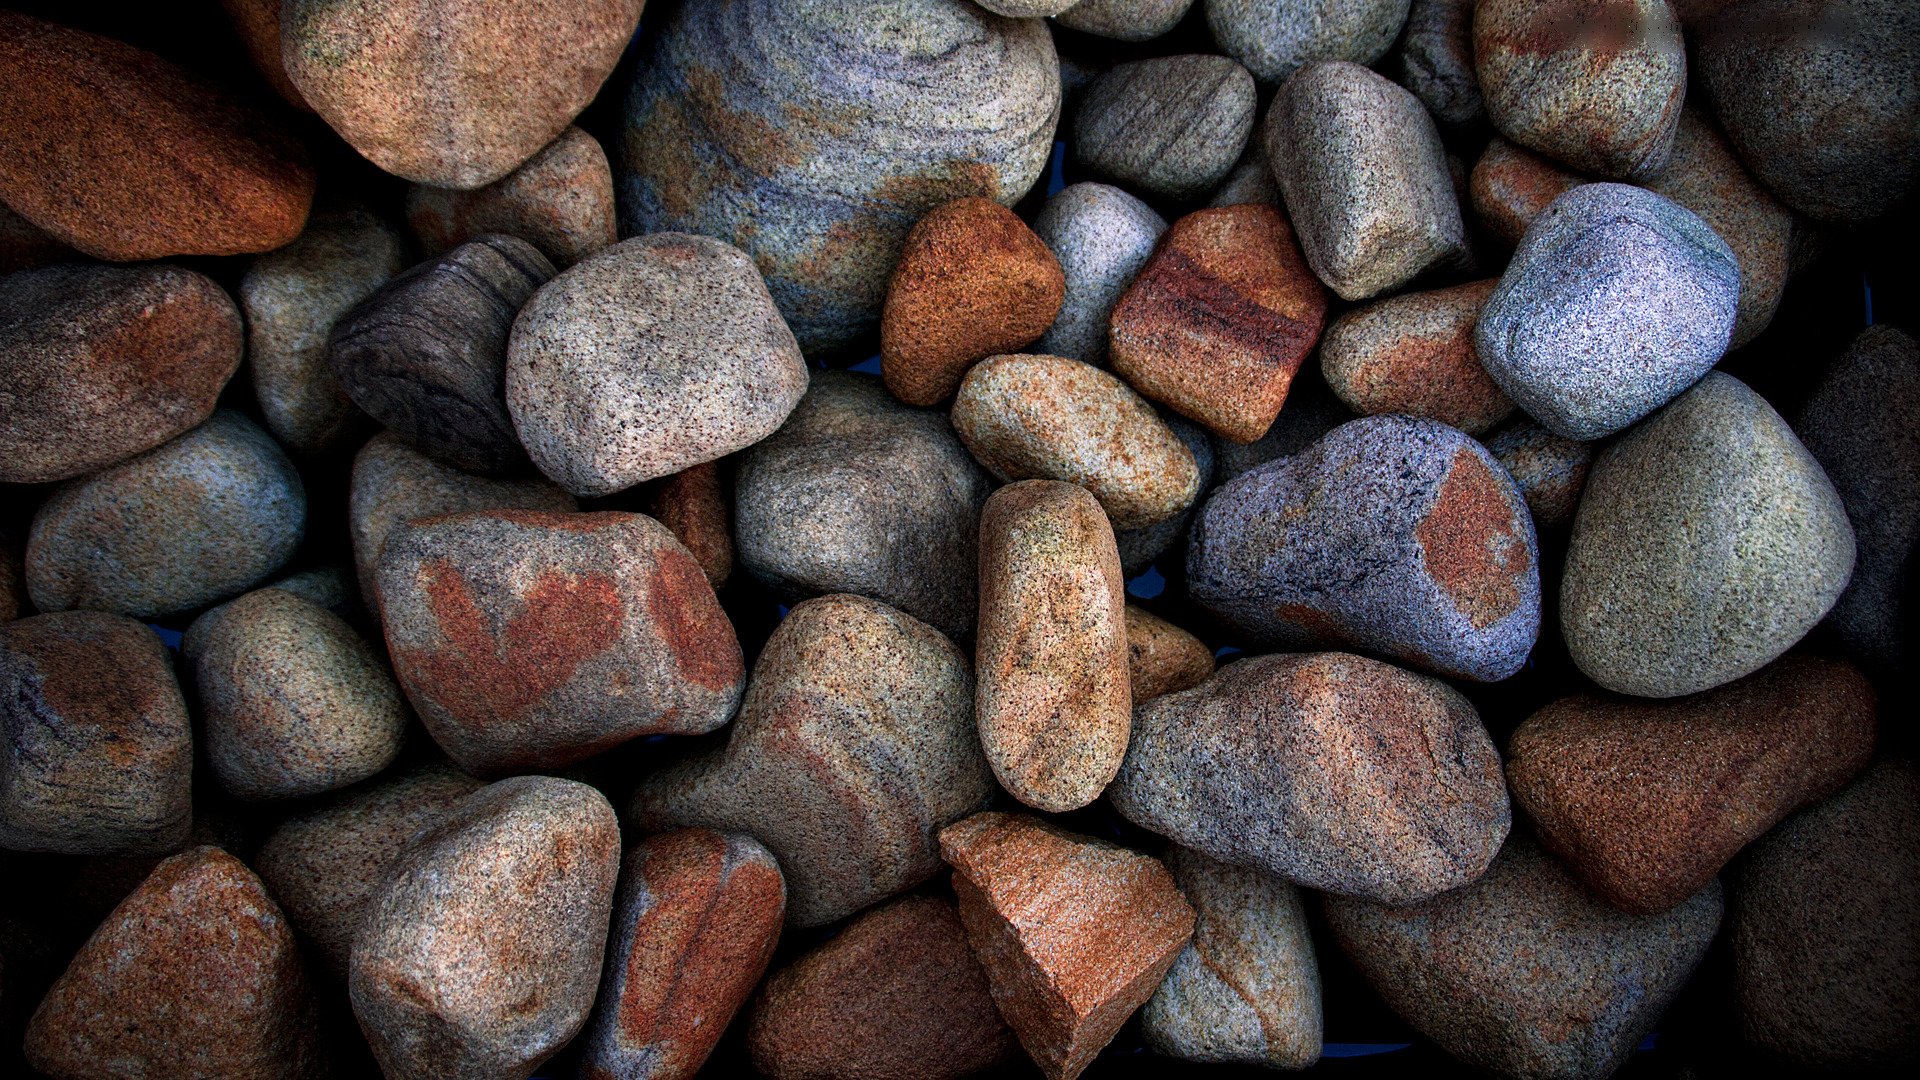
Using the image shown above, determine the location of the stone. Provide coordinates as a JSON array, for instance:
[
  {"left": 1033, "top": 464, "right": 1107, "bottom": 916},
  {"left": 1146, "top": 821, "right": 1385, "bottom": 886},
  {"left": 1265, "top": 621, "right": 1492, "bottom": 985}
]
[
  {"left": 1125, "top": 605, "right": 1215, "bottom": 702},
  {"left": 1476, "top": 184, "right": 1740, "bottom": 440},
  {"left": 645, "top": 461, "right": 734, "bottom": 590},
  {"left": 952, "top": 354, "right": 1202, "bottom": 529},
  {"left": 1324, "top": 835, "right": 1723, "bottom": 1080},
  {"left": 240, "top": 207, "right": 404, "bottom": 455},
  {"left": 406, "top": 126, "right": 616, "bottom": 268},
  {"left": 1207, "top": 0, "right": 1414, "bottom": 84},
  {"left": 26, "top": 411, "right": 306, "bottom": 618},
  {"left": 1112, "top": 652, "right": 1509, "bottom": 902},
  {"left": 0, "top": 612, "right": 191, "bottom": 856},
  {"left": 1210, "top": 364, "right": 1356, "bottom": 483},
  {"left": 1108, "top": 205, "right": 1329, "bottom": 442},
  {"left": 1142, "top": 847, "right": 1321, "bottom": 1069},
  {"left": 733, "top": 371, "right": 991, "bottom": 637},
  {"left": 1796, "top": 325, "right": 1920, "bottom": 669},
  {"left": 633, "top": 593, "right": 991, "bottom": 927},
  {"left": 1208, "top": 145, "right": 1282, "bottom": 208},
  {"left": 0, "top": 11, "right": 314, "bottom": 260},
  {"left": 284, "top": 0, "right": 644, "bottom": 189},
  {"left": 1483, "top": 418, "right": 1594, "bottom": 530},
  {"left": 183, "top": 588, "right": 408, "bottom": 802},
  {"left": 1264, "top": 61, "right": 1468, "bottom": 301},
  {"left": 1188, "top": 416, "right": 1541, "bottom": 682},
  {"left": 377, "top": 509, "right": 745, "bottom": 775},
  {"left": 1031, "top": 182, "right": 1168, "bottom": 365},
  {"left": 507, "top": 233, "right": 808, "bottom": 496},
  {"left": 1319, "top": 279, "right": 1512, "bottom": 435},
  {"left": 267, "top": 566, "right": 356, "bottom": 616},
  {"left": 620, "top": 0, "right": 1059, "bottom": 356},
  {"left": 349, "top": 776, "right": 620, "bottom": 1080},
  {"left": 253, "top": 763, "right": 484, "bottom": 980},
  {"left": 578, "top": 829, "right": 787, "bottom": 1080},
  {"left": 1073, "top": 55, "right": 1256, "bottom": 202},
  {"left": 979, "top": 0, "right": 1078, "bottom": 11},
  {"left": 330, "top": 234, "right": 555, "bottom": 474},
  {"left": 1697, "top": 0, "right": 1920, "bottom": 222},
  {"left": 220, "top": 0, "right": 309, "bottom": 110},
  {"left": 1056, "top": 0, "right": 1195, "bottom": 41},
  {"left": 1397, "top": 0, "right": 1483, "bottom": 127},
  {"left": 1562, "top": 372, "right": 1856, "bottom": 697},
  {"left": 1730, "top": 759, "right": 1920, "bottom": 1069},
  {"left": 0, "top": 263, "right": 241, "bottom": 485},
  {"left": 1469, "top": 136, "right": 1582, "bottom": 249},
  {"left": 976, "top": 481, "right": 1130, "bottom": 812},
  {"left": 939, "top": 812, "right": 1195, "bottom": 1080},
  {"left": 746, "top": 895, "right": 1016, "bottom": 1080},
  {"left": 880, "top": 198, "right": 1065, "bottom": 406},
  {"left": 1115, "top": 413, "right": 1215, "bottom": 576}
]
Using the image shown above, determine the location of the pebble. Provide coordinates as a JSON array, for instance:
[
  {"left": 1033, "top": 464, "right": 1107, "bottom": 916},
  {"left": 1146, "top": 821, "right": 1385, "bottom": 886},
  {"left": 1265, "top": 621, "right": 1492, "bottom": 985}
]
[
  {"left": 377, "top": 509, "right": 745, "bottom": 775},
  {"left": 1124, "top": 605, "right": 1215, "bottom": 702},
  {"left": 1115, "top": 413, "right": 1216, "bottom": 575},
  {"left": 1483, "top": 418, "right": 1594, "bottom": 530},
  {"left": 1396, "top": 0, "right": 1483, "bottom": 127},
  {"left": 1207, "top": 144, "right": 1282, "bottom": 207},
  {"left": 1207, "top": 0, "right": 1414, "bottom": 84},
  {"left": 1210, "top": 365, "right": 1357, "bottom": 483},
  {"left": 1108, "top": 204, "right": 1329, "bottom": 442},
  {"left": 26, "top": 411, "right": 306, "bottom": 618},
  {"left": 976, "top": 481, "right": 1131, "bottom": 812},
  {"left": 1073, "top": 55, "right": 1256, "bottom": 202},
  {"left": 406, "top": 126, "right": 616, "bottom": 268},
  {"left": 349, "top": 776, "right": 620, "bottom": 1080},
  {"left": 620, "top": 0, "right": 1059, "bottom": 355},
  {"left": 330, "top": 234, "right": 555, "bottom": 475},
  {"left": 734, "top": 370, "right": 991, "bottom": 638},
  {"left": 1111, "top": 652, "right": 1510, "bottom": 903},
  {"left": 507, "top": 233, "right": 809, "bottom": 496},
  {"left": 1319, "top": 279, "right": 1513, "bottom": 435},
  {"left": 645, "top": 461, "right": 735, "bottom": 590},
  {"left": 633, "top": 593, "right": 992, "bottom": 927},
  {"left": 1187, "top": 416, "right": 1541, "bottom": 682},
  {"left": 953, "top": 354, "right": 1202, "bottom": 529},
  {"left": 880, "top": 198, "right": 1065, "bottom": 406},
  {"left": 0, "top": 11, "right": 314, "bottom": 260},
  {"left": 1142, "top": 847, "right": 1322, "bottom": 1069},
  {"left": 977, "top": 0, "right": 1079, "bottom": 12},
  {"left": 746, "top": 895, "right": 1017, "bottom": 1080},
  {"left": 1468, "top": 135, "right": 1582, "bottom": 248},
  {"left": 578, "top": 829, "right": 787, "bottom": 1080},
  {"left": 1031, "top": 182, "right": 1168, "bottom": 365},
  {"left": 1562, "top": 372, "right": 1856, "bottom": 697},
  {"left": 1055, "top": 0, "right": 1195, "bottom": 41},
  {"left": 25, "top": 847, "right": 328, "bottom": 1079},
  {"left": 0, "top": 612, "right": 192, "bottom": 856},
  {"left": 0, "top": 263, "right": 242, "bottom": 485},
  {"left": 1476, "top": 184, "right": 1739, "bottom": 440},
  {"left": 1263, "top": 61, "right": 1468, "bottom": 301},
  {"left": 1324, "top": 835, "right": 1723, "bottom": 1080},
  {"left": 939, "top": 812, "right": 1196, "bottom": 1080}
]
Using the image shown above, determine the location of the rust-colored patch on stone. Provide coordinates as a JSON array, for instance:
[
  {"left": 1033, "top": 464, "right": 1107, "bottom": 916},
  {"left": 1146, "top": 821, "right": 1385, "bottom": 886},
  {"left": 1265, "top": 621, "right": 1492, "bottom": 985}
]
[
  {"left": 1470, "top": 138, "right": 1585, "bottom": 248},
  {"left": 476, "top": 508, "right": 630, "bottom": 533},
  {"left": 646, "top": 461, "right": 733, "bottom": 589},
  {"left": 1415, "top": 450, "right": 1530, "bottom": 629},
  {"left": 645, "top": 546, "right": 745, "bottom": 692},
  {"left": 1485, "top": 0, "right": 1644, "bottom": 58}
]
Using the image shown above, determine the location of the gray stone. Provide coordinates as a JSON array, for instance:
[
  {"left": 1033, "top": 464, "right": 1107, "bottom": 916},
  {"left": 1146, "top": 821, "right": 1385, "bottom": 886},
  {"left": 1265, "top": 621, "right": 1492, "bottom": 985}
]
[
  {"left": 1116, "top": 413, "right": 1214, "bottom": 575},
  {"left": 1032, "top": 182, "right": 1167, "bottom": 365},
  {"left": 977, "top": 0, "right": 1077, "bottom": 12},
  {"left": 1210, "top": 365, "right": 1356, "bottom": 483},
  {"left": 1207, "top": 0, "right": 1413, "bottom": 84},
  {"left": 1207, "top": 143, "right": 1281, "bottom": 207},
  {"left": 1056, "top": 0, "right": 1194, "bottom": 40},
  {"left": 1484, "top": 418, "right": 1594, "bottom": 531},
  {"left": 1073, "top": 54, "right": 1256, "bottom": 202},
  {"left": 1396, "top": 0, "right": 1483, "bottom": 127}
]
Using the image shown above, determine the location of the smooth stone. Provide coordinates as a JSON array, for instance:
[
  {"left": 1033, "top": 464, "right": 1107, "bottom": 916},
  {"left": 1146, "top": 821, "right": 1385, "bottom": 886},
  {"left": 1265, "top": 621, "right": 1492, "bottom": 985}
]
[
  {"left": 633, "top": 593, "right": 992, "bottom": 927},
  {"left": 1468, "top": 135, "right": 1582, "bottom": 248},
  {"left": 378, "top": 509, "right": 745, "bottom": 775},
  {"left": 0, "top": 11, "right": 313, "bottom": 260},
  {"left": 1397, "top": 0, "right": 1483, "bottom": 127},
  {"left": 880, "top": 197, "right": 1065, "bottom": 406},
  {"left": 1210, "top": 365, "right": 1356, "bottom": 483},
  {"left": 0, "top": 263, "right": 242, "bottom": 484},
  {"left": 1319, "top": 279, "right": 1512, "bottom": 435},
  {"left": 1324, "top": 835, "right": 1723, "bottom": 1080},
  {"left": 1188, "top": 416, "right": 1541, "bottom": 682},
  {"left": 1562, "top": 372, "right": 1856, "bottom": 697},
  {"left": 329, "top": 234, "right": 553, "bottom": 474},
  {"left": 1115, "top": 412, "right": 1215, "bottom": 576},
  {"left": 0, "top": 612, "right": 192, "bottom": 856},
  {"left": 1056, "top": 0, "right": 1195, "bottom": 40},
  {"left": 349, "top": 776, "right": 620, "bottom": 1080},
  {"left": 26, "top": 411, "right": 306, "bottom": 618},
  {"left": 1142, "top": 847, "right": 1322, "bottom": 1069},
  {"left": 1484, "top": 417, "right": 1594, "bottom": 530},
  {"left": 1207, "top": 144, "right": 1282, "bottom": 207},
  {"left": 406, "top": 126, "right": 616, "bottom": 268},
  {"left": 746, "top": 895, "right": 1017, "bottom": 1080},
  {"left": 1124, "top": 605, "right": 1215, "bottom": 702},
  {"left": 1073, "top": 55, "right": 1256, "bottom": 202},
  {"left": 1108, "top": 204, "right": 1329, "bottom": 442},
  {"left": 645, "top": 461, "right": 734, "bottom": 590},
  {"left": 578, "top": 829, "right": 787, "bottom": 1080},
  {"left": 1264, "top": 61, "right": 1467, "bottom": 301},
  {"left": 733, "top": 371, "right": 991, "bottom": 638},
  {"left": 1207, "top": 0, "right": 1413, "bottom": 84},
  {"left": 1112, "top": 652, "right": 1510, "bottom": 903},
  {"left": 220, "top": 0, "right": 308, "bottom": 110},
  {"left": 1031, "top": 182, "right": 1168, "bottom": 365},
  {"left": 507, "top": 233, "right": 808, "bottom": 496},
  {"left": 284, "top": 0, "right": 644, "bottom": 189},
  {"left": 620, "top": 0, "right": 1059, "bottom": 356},
  {"left": 953, "top": 354, "right": 1202, "bottom": 529}
]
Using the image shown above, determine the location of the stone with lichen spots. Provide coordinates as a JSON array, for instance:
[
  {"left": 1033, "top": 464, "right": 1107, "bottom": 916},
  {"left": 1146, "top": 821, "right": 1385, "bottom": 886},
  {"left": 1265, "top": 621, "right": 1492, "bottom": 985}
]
[
  {"left": 1319, "top": 279, "right": 1512, "bottom": 435},
  {"left": 1124, "top": 605, "right": 1215, "bottom": 702},
  {"left": 407, "top": 126, "right": 616, "bottom": 268},
  {"left": 1484, "top": 418, "right": 1593, "bottom": 530},
  {"left": 645, "top": 461, "right": 734, "bottom": 590}
]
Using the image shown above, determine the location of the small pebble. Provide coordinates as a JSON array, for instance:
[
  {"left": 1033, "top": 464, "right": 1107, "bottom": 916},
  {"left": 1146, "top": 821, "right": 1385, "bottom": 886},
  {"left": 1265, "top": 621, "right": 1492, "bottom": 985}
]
[
  {"left": 1073, "top": 54, "right": 1256, "bottom": 202},
  {"left": 405, "top": 126, "right": 616, "bottom": 268},
  {"left": 1124, "top": 605, "right": 1215, "bottom": 702},
  {"left": 1483, "top": 417, "right": 1594, "bottom": 530},
  {"left": 1396, "top": 0, "right": 1484, "bottom": 127},
  {"left": 1031, "top": 182, "right": 1168, "bottom": 365},
  {"left": 1207, "top": 0, "right": 1414, "bottom": 84},
  {"left": 1319, "top": 279, "right": 1513, "bottom": 435},
  {"left": 1468, "top": 135, "right": 1582, "bottom": 248},
  {"left": 1055, "top": 0, "right": 1194, "bottom": 41}
]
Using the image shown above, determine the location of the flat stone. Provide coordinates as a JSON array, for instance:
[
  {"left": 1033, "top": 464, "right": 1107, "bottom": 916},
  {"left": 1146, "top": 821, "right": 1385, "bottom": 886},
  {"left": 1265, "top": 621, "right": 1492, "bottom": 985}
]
[
  {"left": 1264, "top": 61, "right": 1467, "bottom": 300},
  {"left": 0, "top": 612, "right": 191, "bottom": 856},
  {"left": 645, "top": 461, "right": 734, "bottom": 590},
  {"left": 349, "top": 776, "right": 620, "bottom": 1080},
  {"left": 1468, "top": 135, "right": 1582, "bottom": 248},
  {"left": 1125, "top": 605, "right": 1215, "bottom": 702},
  {"left": 406, "top": 126, "right": 616, "bottom": 268},
  {"left": 507, "top": 233, "right": 808, "bottom": 496},
  {"left": 1483, "top": 417, "right": 1594, "bottom": 530},
  {"left": 1073, "top": 55, "right": 1256, "bottom": 202},
  {"left": 1397, "top": 0, "right": 1484, "bottom": 127},
  {"left": 1112, "top": 652, "right": 1510, "bottom": 903},
  {"left": 1207, "top": 0, "right": 1414, "bottom": 84},
  {"left": 1319, "top": 279, "right": 1512, "bottom": 435},
  {"left": 0, "top": 263, "right": 242, "bottom": 485},
  {"left": 220, "top": 0, "right": 308, "bottom": 110},
  {"left": 1562, "top": 372, "right": 1856, "bottom": 697},
  {"left": 633, "top": 593, "right": 992, "bottom": 927},
  {"left": 1031, "top": 182, "right": 1167, "bottom": 365},
  {"left": 378, "top": 509, "right": 745, "bottom": 775},
  {"left": 1115, "top": 413, "right": 1215, "bottom": 576},
  {"left": 1055, "top": 0, "right": 1194, "bottom": 41}
]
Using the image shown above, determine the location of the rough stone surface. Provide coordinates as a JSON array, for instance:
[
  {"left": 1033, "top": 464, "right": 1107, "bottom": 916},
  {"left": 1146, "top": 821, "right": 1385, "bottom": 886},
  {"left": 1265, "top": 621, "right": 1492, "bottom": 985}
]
[
  {"left": 1124, "top": 605, "right": 1215, "bottom": 702},
  {"left": 633, "top": 593, "right": 991, "bottom": 927},
  {"left": 1397, "top": 0, "right": 1483, "bottom": 127},
  {"left": 406, "top": 126, "right": 616, "bottom": 268},
  {"left": 1319, "top": 279, "right": 1511, "bottom": 435},
  {"left": 1032, "top": 183, "right": 1168, "bottom": 365},
  {"left": 1207, "top": 0, "right": 1414, "bottom": 84},
  {"left": 1210, "top": 365, "right": 1357, "bottom": 483},
  {"left": 1115, "top": 413, "right": 1215, "bottom": 576},
  {"left": 1074, "top": 55, "right": 1256, "bottom": 202},
  {"left": 1207, "top": 143, "right": 1281, "bottom": 207},
  {"left": 1056, "top": 0, "right": 1195, "bottom": 41},
  {"left": 646, "top": 461, "right": 734, "bottom": 590},
  {"left": 1484, "top": 417, "right": 1593, "bottom": 530},
  {"left": 977, "top": 0, "right": 1078, "bottom": 12},
  {"left": 1469, "top": 136, "right": 1583, "bottom": 249},
  {"left": 1563, "top": 372, "right": 1856, "bottom": 697}
]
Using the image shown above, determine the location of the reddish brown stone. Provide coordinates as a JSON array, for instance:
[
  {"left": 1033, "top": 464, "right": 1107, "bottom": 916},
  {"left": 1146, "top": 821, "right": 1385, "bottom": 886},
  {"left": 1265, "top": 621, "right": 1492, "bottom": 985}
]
[
  {"left": 219, "top": 0, "right": 311, "bottom": 111},
  {"left": 407, "top": 126, "right": 616, "bottom": 268},
  {"left": 1320, "top": 280, "right": 1512, "bottom": 435},
  {"left": 645, "top": 460, "right": 734, "bottom": 590},
  {"left": 1469, "top": 135, "right": 1583, "bottom": 248},
  {"left": 1124, "top": 605, "right": 1214, "bottom": 702}
]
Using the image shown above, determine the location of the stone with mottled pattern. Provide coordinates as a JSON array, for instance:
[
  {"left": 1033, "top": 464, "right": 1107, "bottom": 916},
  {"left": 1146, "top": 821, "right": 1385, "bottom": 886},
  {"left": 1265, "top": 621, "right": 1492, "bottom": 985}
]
[
  {"left": 1125, "top": 606, "right": 1215, "bottom": 703},
  {"left": 1319, "top": 279, "right": 1511, "bottom": 435},
  {"left": 1484, "top": 418, "right": 1593, "bottom": 530},
  {"left": 406, "top": 126, "right": 616, "bottom": 268},
  {"left": 645, "top": 461, "right": 734, "bottom": 590},
  {"left": 1397, "top": 0, "right": 1483, "bottom": 127}
]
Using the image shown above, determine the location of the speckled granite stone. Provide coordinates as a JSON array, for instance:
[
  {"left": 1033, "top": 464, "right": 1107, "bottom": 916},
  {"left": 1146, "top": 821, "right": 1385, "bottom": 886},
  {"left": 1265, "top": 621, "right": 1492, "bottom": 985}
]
[
  {"left": 1115, "top": 413, "right": 1216, "bottom": 575},
  {"left": 1397, "top": 0, "right": 1483, "bottom": 127},
  {"left": 1056, "top": 0, "right": 1195, "bottom": 41},
  {"left": 1207, "top": 0, "right": 1414, "bottom": 84},
  {"left": 645, "top": 461, "right": 734, "bottom": 591},
  {"left": 1484, "top": 417, "right": 1594, "bottom": 530},
  {"left": 1074, "top": 55, "right": 1256, "bottom": 202},
  {"left": 1032, "top": 182, "right": 1167, "bottom": 365},
  {"left": 1124, "top": 605, "right": 1215, "bottom": 702},
  {"left": 406, "top": 126, "right": 616, "bottom": 268},
  {"left": 1320, "top": 279, "right": 1511, "bottom": 435},
  {"left": 1468, "top": 135, "right": 1583, "bottom": 248}
]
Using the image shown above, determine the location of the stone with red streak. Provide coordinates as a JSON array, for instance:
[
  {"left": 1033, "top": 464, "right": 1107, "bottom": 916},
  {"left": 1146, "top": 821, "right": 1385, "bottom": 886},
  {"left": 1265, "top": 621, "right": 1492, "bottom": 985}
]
[
  {"left": 1319, "top": 279, "right": 1512, "bottom": 435},
  {"left": 407, "top": 126, "right": 617, "bottom": 268}
]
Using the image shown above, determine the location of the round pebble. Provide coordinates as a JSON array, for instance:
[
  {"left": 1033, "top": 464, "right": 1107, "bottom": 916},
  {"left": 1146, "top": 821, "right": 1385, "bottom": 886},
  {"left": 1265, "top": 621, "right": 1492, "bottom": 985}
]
[{"left": 1319, "top": 279, "right": 1512, "bottom": 435}]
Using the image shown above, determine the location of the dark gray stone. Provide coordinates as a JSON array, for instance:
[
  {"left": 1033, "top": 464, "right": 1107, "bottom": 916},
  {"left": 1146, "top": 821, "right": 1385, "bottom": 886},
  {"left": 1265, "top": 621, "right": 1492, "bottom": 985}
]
[{"left": 1074, "top": 55, "right": 1256, "bottom": 202}]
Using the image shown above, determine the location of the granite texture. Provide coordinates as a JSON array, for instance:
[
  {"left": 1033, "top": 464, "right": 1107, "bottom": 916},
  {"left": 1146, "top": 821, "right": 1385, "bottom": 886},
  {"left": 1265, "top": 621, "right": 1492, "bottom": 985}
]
[
  {"left": 1124, "top": 605, "right": 1215, "bottom": 702},
  {"left": 1484, "top": 417, "right": 1594, "bottom": 530},
  {"left": 1397, "top": 0, "right": 1484, "bottom": 127},
  {"left": 1073, "top": 54, "right": 1256, "bottom": 202},
  {"left": 1032, "top": 182, "right": 1167, "bottom": 365},
  {"left": 1207, "top": 0, "right": 1414, "bottom": 84},
  {"left": 1320, "top": 279, "right": 1511, "bottom": 435},
  {"left": 645, "top": 461, "right": 734, "bottom": 590},
  {"left": 406, "top": 126, "right": 616, "bottom": 268},
  {"left": 1056, "top": 0, "right": 1195, "bottom": 41}
]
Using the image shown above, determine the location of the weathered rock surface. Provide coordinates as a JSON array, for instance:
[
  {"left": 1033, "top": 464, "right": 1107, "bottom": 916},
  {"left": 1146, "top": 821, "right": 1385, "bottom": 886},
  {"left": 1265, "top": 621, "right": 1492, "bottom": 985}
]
[
  {"left": 1207, "top": 0, "right": 1414, "bottom": 84},
  {"left": 1320, "top": 279, "right": 1511, "bottom": 435},
  {"left": 1469, "top": 135, "right": 1582, "bottom": 248},
  {"left": 406, "top": 126, "right": 616, "bottom": 268},
  {"left": 1073, "top": 54, "right": 1257, "bottom": 202},
  {"left": 1125, "top": 605, "right": 1215, "bottom": 702},
  {"left": 1115, "top": 414, "right": 1216, "bottom": 576},
  {"left": 1397, "top": 0, "right": 1483, "bottom": 127},
  {"left": 1031, "top": 182, "right": 1167, "bottom": 365},
  {"left": 1056, "top": 0, "right": 1195, "bottom": 41},
  {"left": 1484, "top": 418, "right": 1593, "bottom": 530},
  {"left": 645, "top": 461, "right": 734, "bottom": 591}
]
